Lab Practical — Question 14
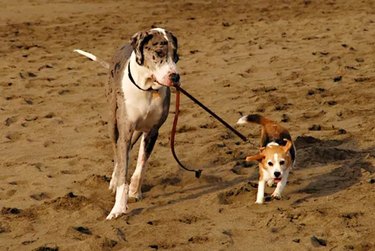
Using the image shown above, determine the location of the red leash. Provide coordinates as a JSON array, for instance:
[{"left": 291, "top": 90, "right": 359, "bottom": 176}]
[
  {"left": 170, "top": 87, "right": 202, "bottom": 178},
  {"left": 169, "top": 85, "right": 248, "bottom": 178}
]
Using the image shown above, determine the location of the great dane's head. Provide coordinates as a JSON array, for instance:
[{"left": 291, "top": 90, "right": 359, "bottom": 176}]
[{"left": 131, "top": 28, "right": 179, "bottom": 87}]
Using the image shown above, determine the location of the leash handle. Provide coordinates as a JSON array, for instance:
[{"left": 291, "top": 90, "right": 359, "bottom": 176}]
[
  {"left": 170, "top": 89, "right": 202, "bottom": 178},
  {"left": 175, "top": 86, "right": 248, "bottom": 142}
]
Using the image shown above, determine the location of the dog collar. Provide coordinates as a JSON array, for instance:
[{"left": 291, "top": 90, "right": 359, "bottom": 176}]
[{"left": 127, "top": 63, "right": 155, "bottom": 92}]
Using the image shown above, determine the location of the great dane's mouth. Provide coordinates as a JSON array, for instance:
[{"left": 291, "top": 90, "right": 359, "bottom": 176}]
[
  {"left": 151, "top": 75, "right": 179, "bottom": 87},
  {"left": 152, "top": 78, "right": 167, "bottom": 87}
]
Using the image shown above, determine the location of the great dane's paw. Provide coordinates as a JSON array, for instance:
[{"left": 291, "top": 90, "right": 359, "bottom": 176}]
[
  {"left": 271, "top": 192, "right": 282, "bottom": 200},
  {"left": 109, "top": 178, "right": 117, "bottom": 193},
  {"left": 106, "top": 205, "right": 128, "bottom": 220},
  {"left": 128, "top": 192, "right": 142, "bottom": 203},
  {"left": 106, "top": 183, "right": 129, "bottom": 220}
]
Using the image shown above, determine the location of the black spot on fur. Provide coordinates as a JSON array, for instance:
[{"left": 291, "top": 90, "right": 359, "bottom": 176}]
[
  {"left": 114, "top": 103, "right": 119, "bottom": 143},
  {"left": 246, "top": 114, "right": 262, "bottom": 124},
  {"left": 145, "top": 130, "right": 158, "bottom": 158},
  {"left": 136, "top": 34, "right": 154, "bottom": 65},
  {"left": 114, "top": 62, "right": 121, "bottom": 72}
]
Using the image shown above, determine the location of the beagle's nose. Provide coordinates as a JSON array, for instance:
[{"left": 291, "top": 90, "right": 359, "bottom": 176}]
[
  {"left": 169, "top": 73, "right": 180, "bottom": 84},
  {"left": 274, "top": 171, "right": 281, "bottom": 178}
]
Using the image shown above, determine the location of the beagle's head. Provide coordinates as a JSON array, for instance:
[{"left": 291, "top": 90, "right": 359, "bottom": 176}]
[
  {"left": 131, "top": 28, "right": 179, "bottom": 87},
  {"left": 246, "top": 139, "right": 293, "bottom": 183}
]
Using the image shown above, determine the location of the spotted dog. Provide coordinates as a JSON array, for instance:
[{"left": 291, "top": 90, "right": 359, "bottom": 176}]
[
  {"left": 237, "top": 114, "right": 296, "bottom": 204},
  {"left": 74, "top": 28, "right": 180, "bottom": 219}
]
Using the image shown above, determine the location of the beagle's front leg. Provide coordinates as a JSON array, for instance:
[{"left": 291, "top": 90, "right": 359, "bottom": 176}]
[
  {"left": 272, "top": 170, "right": 290, "bottom": 200},
  {"left": 256, "top": 179, "right": 266, "bottom": 204}
]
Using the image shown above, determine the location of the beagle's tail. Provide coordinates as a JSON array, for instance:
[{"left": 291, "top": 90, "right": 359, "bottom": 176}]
[
  {"left": 237, "top": 114, "right": 274, "bottom": 126},
  {"left": 73, "top": 49, "right": 110, "bottom": 69}
]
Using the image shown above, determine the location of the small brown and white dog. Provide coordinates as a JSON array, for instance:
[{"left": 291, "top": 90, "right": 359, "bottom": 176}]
[{"left": 237, "top": 114, "right": 296, "bottom": 204}]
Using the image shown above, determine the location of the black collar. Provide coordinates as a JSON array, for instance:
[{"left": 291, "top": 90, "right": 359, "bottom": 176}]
[{"left": 127, "top": 62, "right": 154, "bottom": 92}]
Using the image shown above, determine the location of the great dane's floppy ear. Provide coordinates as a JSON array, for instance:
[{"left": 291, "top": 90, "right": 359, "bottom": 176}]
[
  {"left": 283, "top": 139, "right": 292, "bottom": 153},
  {"left": 246, "top": 153, "right": 264, "bottom": 162},
  {"left": 131, "top": 31, "right": 154, "bottom": 65},
  {"left": 171, "top": 34, "right": 179, "bottom": 63},
  {"left": 165, "top": 31, "right": 179, "bottom": 63}
]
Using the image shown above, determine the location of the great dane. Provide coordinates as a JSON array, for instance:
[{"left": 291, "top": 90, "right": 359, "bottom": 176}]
[{"left": 74, "top": 28, "right": 180, "bottom": 219}]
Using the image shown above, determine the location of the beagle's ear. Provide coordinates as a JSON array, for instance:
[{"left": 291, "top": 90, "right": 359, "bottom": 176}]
[
  {"left": 283, "top": 139, "right": 292, "bottom": 153},
  {"left": 131, "top": 31, "right": 154, "bottom": 65},
  {"left": 246, "top": 153, "right": 264, "bottom": 162}
]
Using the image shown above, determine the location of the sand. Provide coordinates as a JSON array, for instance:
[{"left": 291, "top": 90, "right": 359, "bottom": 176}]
[{"left": 1, "top": 0, "right": 375, "bottom": 250}]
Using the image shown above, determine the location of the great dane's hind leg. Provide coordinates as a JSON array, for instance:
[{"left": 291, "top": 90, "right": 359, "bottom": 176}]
[
  {"left": 109, "top": 130, "right": 141, "bottom": 192},
  {"left": 129, "top": 129, "right": 159, "bottom": 201},
  {"left": 106, "top": 126, "right": 134, "bottom": 220}
]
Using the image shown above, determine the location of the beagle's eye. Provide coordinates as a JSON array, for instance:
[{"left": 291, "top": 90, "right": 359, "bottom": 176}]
[
  {"left": 267, "top": 161, "right": 273, "bottom": 166},
  {"left": 280, "top": 160, "right": 285, "bottom": 165}
]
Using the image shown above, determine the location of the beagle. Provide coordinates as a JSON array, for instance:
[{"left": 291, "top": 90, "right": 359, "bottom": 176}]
[{"left": 237, "top": 114, "right": 296, "bottom": 204}]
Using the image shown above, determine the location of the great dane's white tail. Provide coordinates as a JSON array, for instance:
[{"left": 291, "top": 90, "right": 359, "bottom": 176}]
[{"left": 73, "top": 49, "right": 110, "bottom": 69}]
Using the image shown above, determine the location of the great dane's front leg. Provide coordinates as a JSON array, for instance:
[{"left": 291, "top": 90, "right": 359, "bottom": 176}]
[
  {"left": 106, "top": 126, "right": 134, "bottom": 220},
  {"left": 109, "top": 160, "right": 119, "bottom": 193},
  {"left": 129, "top": 129, "right": 159, "bottom": 200}
]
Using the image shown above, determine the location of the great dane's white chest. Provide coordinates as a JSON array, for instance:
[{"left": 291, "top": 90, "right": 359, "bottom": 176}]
[{"left": 122, "top": 82, "right": 167, "bottom": 131}]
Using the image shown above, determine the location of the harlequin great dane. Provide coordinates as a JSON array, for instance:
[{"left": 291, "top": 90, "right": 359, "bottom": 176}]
[{"left": 74, "top": 28, "right": 180, "bottom": 219}]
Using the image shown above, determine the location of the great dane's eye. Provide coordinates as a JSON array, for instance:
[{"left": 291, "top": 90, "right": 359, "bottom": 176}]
[
  {"left": 155, "top": 50, "right": 164, "bottom": 57},
  {"left": 280, "top": 160, "right": 285, "bottom": 165},
  {"left": 267, "top": 161, "right": 273, "bottom": 166}
]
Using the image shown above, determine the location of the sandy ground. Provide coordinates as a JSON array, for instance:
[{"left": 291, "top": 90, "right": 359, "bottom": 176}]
[{"left": 1, "top": 0, "right": 375, "bottom": 250}]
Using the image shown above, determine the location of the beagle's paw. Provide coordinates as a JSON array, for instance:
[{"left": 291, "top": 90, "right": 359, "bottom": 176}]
[
  {"left": 255, "top": 200, "right": 264, "bottom": 204},
  {"left": 271, "top": 192, "right": 282, "bottom": 200},
  {"left": 267, "top": 179, "right": 275, "bottom": 187}
]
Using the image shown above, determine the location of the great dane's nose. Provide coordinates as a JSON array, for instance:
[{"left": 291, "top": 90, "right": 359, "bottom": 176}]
[
  {"left": 169, "top": 73, "right": 180, "bottom": 84},
  {"left": 274, "top": 171, "right": 281, "bottom": 178}
]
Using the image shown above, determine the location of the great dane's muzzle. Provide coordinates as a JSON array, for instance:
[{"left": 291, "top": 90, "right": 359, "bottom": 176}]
[{"left": 169, "top": 73, "right": 180, "bottom": 85}]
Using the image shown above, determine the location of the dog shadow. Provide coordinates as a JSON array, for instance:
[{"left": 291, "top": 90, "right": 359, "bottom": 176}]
[
  {"left": 291, "top": 136, "right": 375, "bottom": 205},
  {"left": 126, "top": 176, "right": 249, "bottom": 217},
  {"left": 127, "top": 135, "right": 374, "bottom": 215}
]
